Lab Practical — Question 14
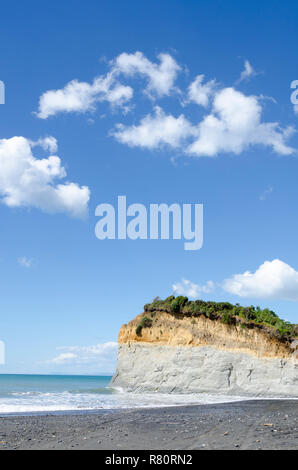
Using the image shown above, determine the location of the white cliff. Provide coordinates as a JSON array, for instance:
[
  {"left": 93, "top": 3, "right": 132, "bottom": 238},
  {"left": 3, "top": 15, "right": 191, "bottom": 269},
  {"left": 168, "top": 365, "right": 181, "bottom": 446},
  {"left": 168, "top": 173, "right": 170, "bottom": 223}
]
[{"left": 111, "top": 310, "right": 298, "bottom": 397}]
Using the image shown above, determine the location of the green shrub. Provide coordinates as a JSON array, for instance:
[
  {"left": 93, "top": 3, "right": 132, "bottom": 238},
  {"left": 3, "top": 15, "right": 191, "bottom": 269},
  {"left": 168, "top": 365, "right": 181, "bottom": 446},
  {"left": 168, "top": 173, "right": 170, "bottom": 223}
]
[
  {"left": 221, "top": 311, "right": 234, "bottom": 325},
  {"left": 143, "top": 296, "right": 297, "bottom": 339},
  {"left": 255, "top": 308, "right": 278, "bottom": 325},
  {"left": 170, "top": 296, "right": 188, "bottom": 313},
  {"left": 140, "top": 316, "right": 152, "bottom": 328},
  {"left": 136, "top": 315, "right": 153, "bottom": 336},
  {"left": 136, "top": 324, "right": 143, "bottom": 336}
]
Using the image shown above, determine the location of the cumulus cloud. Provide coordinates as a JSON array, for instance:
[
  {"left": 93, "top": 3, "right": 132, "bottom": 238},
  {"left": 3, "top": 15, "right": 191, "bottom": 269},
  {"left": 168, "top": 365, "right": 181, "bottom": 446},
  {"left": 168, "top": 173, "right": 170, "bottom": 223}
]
[
  {"left": 237, "top": 59, "right": 257, "bottom": 83},
  {"left": 173, "top": 279, "right": 215, "bottom": 298},
  {"left": 187, "top": 87, "right": 295, "bottom": 157},
  {"left": 36, "top": 73, "right": 133, "bottom": 119},
  {"left": 113, "top": 51, "right": 181, "bottom": 97},
  {"left": 174, "top": 259, "right": 298, "bottom": 302},
  {"left": 187, "top": 74, "right": 217, "bottom": 107},
  {"left": 36, "top": 51, "right": 180, "bottom": 119},
  {"left": 114, "top": 88, "right": 295, "bottom": 157},
  {"left": 0, "top": 136, "right": 90, "bottom": 218},
  {"left": 222, "top": 259, "right": 298, "bottom": 301},
  {"left": 35, "top": 52, "right": 296, "bottom": 159},
  {"left": 17, "top": 256, "right": 33, "bottom": 268},
  {"left": 112, "top": 106, "right": 196, "bottom": 149},
  {"left": 47, "top": 342, "right": 118, "bottom": 372}
]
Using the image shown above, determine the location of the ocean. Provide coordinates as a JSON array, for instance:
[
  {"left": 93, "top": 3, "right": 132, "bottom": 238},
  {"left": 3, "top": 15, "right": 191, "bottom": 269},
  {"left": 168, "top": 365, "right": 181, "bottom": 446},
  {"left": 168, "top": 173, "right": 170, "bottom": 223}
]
[{"left": 0, "top": 374, "right": 260, "bottom": 415}]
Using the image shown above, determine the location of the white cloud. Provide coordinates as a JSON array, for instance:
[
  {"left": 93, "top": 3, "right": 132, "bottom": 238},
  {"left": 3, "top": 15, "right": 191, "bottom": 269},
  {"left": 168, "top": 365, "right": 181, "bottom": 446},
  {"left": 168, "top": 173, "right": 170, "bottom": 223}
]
[
  {"left": 259, "top": 185, "right": 273, "bottom": 201},
  {"left": 187, "top": 87, "right": 295, "bottom": 157},
  {"left": 114, "top": 88, "right": 295, "bottom": 157},
  {"left": 18, "top": 256, "right": 33, "bottom": 268},
  {"left": 30, "top": 136, "right": 58, "bottom": 153},
  {"left": 0, "top": 136, "right": 90, "bottom": 218},
  {"left": 49, "top": 352, "right": 77, "bottom": 364},
  {"left": 222, "top": 259, "right": 298, "bottom": 301},
  {"left": 36, "top": 73, "right": 133, "bottom": 119},
  {"left": 187, "top": 74, "right": 217, "bottom": 107},
  {"left": 174, "top": 259, "right": 298, "bottom": 302},
  {"left": 35, "top": 52, "right": 296, "bottom": 159},
  {"left": 36, "top": 51, "right": 180, "bottom": 118},
  {"left": 47, "top": 342, "right": 118, "bottom": 371},
  {"left": 113, "top": 51, "right": 181, "bottom": 97},
  {"left": 237, "top": 59, "right": 257, "bottom": 83},
  {"left": 173, "top": 279, "right": 215, "bottom": 298},
  {"left": 112, "top": 106, "right": 196, "bottom": 149}
]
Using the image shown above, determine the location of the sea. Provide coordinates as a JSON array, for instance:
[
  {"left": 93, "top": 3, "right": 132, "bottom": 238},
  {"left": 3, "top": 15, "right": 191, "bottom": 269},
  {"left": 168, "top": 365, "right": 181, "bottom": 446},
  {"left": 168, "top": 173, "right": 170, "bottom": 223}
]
[{"left": 0, "top": 374, "right": 262, "bottom": 415}]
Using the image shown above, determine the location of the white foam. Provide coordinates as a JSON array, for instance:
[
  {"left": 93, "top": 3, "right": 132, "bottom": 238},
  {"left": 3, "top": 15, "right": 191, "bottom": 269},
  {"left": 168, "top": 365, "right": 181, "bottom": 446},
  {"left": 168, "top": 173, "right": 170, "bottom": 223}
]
[{"left": 0, "top": 389, "right": 268, "bottom": 415}]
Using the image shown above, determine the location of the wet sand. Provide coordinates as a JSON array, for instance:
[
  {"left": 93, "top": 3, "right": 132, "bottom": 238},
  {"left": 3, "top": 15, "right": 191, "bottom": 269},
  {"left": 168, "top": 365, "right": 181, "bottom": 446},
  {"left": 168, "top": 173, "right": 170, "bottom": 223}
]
[{"left": 0, "top": 400, "right": 297, "bottom": 450}]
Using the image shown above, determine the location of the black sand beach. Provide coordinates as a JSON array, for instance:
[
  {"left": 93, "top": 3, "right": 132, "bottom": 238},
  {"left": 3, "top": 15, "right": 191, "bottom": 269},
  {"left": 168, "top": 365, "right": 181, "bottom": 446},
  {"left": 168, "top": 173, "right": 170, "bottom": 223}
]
[{"left": 0, "top": 400, "right": 297, "bottom": 450}]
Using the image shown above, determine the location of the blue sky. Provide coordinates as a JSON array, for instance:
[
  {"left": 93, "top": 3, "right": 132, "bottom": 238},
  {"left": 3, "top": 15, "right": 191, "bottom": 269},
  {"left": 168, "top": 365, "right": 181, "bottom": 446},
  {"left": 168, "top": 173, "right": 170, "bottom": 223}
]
[{"left": 1, "top": 0, "right": 298, "bottom": 374}]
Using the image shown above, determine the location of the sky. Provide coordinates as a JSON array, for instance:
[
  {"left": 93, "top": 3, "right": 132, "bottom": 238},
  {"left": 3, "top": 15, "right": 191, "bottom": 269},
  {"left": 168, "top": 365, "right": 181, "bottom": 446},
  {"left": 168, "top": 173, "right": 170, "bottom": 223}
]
[{"left": 1, "top": 0, "right": 298, "bottom": 375}]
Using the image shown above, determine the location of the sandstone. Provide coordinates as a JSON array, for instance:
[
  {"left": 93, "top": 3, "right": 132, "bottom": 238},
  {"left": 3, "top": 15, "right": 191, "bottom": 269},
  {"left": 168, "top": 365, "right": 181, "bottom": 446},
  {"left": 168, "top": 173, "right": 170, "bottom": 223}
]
[{"left": 111, "top": 310, "right": 298, "bottom": 397}]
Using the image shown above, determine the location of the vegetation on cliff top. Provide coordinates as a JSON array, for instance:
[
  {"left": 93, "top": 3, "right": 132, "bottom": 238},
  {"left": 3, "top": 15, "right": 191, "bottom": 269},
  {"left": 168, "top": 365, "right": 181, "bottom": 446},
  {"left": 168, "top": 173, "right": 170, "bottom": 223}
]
[{"left": 142, "top": 296, "right": 298, "bottom": 341}]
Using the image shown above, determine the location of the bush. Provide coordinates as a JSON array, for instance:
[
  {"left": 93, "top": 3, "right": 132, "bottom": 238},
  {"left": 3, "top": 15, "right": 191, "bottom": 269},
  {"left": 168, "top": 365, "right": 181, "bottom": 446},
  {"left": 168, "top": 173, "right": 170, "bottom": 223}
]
[
  {"left": 136, "top": 324, "right": 142, "bottom": 336},
  {"left": 255, "top": 308, "right": 278, "bottom": 326},
  {"left": 142, "top": 296, "right": 297, "bottom": 339},
  {"left": 135, "top": 316, "right": 153, "bottom": 336},
  {"left": 239, "top": 306, "right": 257, "bottom": 321},
  {"left": 140, "top": 316, "right": 153, "bottom": 328},
  {"left": 170, "top": 296, "right": 188, "bottom": 313},
  {"left": 221, "top": 311, "right": 234, "bottom": 325}
]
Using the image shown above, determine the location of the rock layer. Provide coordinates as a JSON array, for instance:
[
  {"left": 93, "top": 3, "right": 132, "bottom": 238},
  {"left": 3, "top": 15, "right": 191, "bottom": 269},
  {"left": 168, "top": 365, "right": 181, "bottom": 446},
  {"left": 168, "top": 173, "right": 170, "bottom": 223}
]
[{"left": 111, "top": 311, "right": 298, "bottom": 397}]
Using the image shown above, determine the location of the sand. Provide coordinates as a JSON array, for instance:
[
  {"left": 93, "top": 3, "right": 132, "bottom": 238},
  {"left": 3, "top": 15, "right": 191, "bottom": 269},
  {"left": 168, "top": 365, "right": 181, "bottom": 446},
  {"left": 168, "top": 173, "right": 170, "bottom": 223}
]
[{"left": 0, "top": 400, "right": 297, "bottom": 450}]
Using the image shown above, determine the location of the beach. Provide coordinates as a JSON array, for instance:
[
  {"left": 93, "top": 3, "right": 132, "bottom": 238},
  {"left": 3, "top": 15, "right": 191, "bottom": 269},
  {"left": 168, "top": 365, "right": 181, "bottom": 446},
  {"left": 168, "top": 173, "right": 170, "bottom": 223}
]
[{"left": 0, "top": 400, "right": 297, "bottom": 450}]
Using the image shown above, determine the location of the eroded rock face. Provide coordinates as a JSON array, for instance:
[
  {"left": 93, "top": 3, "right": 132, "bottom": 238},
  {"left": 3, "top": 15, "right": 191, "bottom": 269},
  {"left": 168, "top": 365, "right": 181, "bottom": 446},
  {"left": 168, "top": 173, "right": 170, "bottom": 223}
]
[
  {"left": 111, "top": 343, "right": 297, "bottom": 396},
  {"left": 111, "top": 311, "right": 298, "bottom": 397}
]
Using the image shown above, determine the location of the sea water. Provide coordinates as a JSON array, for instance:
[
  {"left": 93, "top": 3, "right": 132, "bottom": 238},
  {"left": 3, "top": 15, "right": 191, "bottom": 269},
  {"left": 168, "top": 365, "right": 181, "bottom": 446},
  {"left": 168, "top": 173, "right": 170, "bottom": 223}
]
[{"left": 0, "top": 374, "right": 262, "bottom": 415}]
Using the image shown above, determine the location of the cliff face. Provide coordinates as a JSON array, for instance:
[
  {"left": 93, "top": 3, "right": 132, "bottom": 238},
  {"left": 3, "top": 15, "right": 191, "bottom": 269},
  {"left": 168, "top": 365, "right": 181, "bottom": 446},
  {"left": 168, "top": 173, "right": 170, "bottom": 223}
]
[
  {"left": 111, "top": 310, "right": 298, "bottom": 397},
  {"left": 118, "top": 312, "right": 296, "bottom": 359}
]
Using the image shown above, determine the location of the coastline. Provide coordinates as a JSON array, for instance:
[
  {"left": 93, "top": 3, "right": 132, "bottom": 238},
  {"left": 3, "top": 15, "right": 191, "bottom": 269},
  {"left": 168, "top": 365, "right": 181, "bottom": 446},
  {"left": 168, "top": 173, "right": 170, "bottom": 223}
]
[{"left": 1, "top": 399, "right": 297, "bottom": 450}]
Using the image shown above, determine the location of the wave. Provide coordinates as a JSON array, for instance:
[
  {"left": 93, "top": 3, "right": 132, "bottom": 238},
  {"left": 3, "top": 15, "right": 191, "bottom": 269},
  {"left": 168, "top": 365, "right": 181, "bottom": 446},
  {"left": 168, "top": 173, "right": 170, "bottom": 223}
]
[{"left": 0, "top": 388, "right": 267, "bottom": 415}]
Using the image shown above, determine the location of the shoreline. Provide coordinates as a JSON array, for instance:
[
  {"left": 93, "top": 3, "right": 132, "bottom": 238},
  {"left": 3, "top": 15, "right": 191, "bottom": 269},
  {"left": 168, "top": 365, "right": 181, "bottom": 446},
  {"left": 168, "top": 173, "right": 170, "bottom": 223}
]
[
  {"left": 1, "top": 399, "right": 297, "bottom": 450},
  {"left": 1, "top": 394, "right": 297, "bottom": 419},
  {"left": 0, "top": 395, "right": 297, "bottom": 418}
]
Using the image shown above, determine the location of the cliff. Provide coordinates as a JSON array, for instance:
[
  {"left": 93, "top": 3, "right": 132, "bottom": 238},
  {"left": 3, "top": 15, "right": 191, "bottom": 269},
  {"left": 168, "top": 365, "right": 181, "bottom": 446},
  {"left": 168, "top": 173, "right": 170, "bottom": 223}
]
[{"left": 111, "top": 297, "right": 298, "bottom": 397}]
